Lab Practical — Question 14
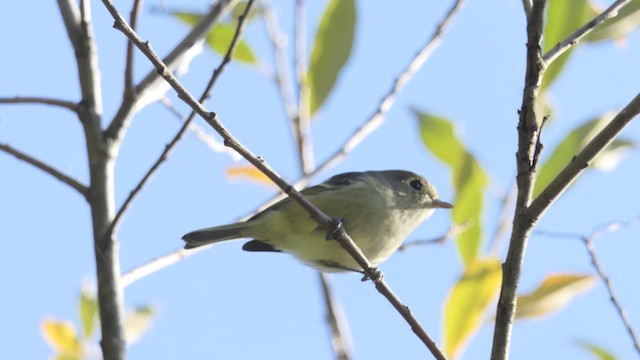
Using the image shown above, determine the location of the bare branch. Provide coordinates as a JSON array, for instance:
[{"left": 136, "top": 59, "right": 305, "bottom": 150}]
[
  {"left": 108, "top": 0, "right": 256, "bottom": 237},
  {"left": 536, "top": 216, "right": 640, "bottom": 355},
  {"left": 122, "top": 247, "right": 195, "bottom": 287},
  {"left": 0, "top": 96, "right": 78, "bottom": 112},
  {"left": 124, "top": 0, "right": 145, "bottom": 94},
  {"left": 529, "top": 91, "right": 640, "bottom": 219},
  {"left": 319, "top": 273, "right": 353, "bottom": 360},
  {"left": 58, "top": 0, "right": 125, "bottom": 358},
  {"left": 399, "top": 222, "right": 469, "bottom": 251},
  {"left": 293, "top": 0, "right": 314, "bottom": 174},
  {"left": 312, "top": 0, "right": 466, "bottom": 176},
  {"left": 492, "top": 1, "right": 546, "bottom": 359},
  {"left": 262, "top": 2, "right": 298, "bottom": 124},
  {"left": 522, "top": 0, "right": 532, "bottom": 18},
  {"left": 100, "top": 1, "right": 446, "bottom": 357},
  {"left": 0, "top": 143, "right": 89, "bottom": 198},
  {"left": 543, "top": 0, "right": 631, "bottom": 66}
]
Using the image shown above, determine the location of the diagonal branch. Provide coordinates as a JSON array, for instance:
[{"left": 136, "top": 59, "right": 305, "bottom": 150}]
[
  {"left": 100, "top": 1, "right": 446, "bottom": 357},
  {"left": 107, "top": 0, "right": 256, "bottom": 237},
  {"left": 542, "top": 0, "right": 631, "bottom": 66},
  {"left": 529, "top": 91, "right": 640, "bottom": 219},
  {"left": 0, "top": 143, "right": 89, "bottom": 198},
  {"left": 0, "top": 97, "right": 78, "bottom": 112}
]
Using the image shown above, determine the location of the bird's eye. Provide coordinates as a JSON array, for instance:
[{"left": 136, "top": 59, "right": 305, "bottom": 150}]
[{"left": 410, "top": 179, "right": 423, "bottom": 191}]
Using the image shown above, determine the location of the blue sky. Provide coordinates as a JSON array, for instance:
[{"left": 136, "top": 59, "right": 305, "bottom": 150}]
[{"left": 2, "top": 1, "right": 640, "bottom": 359}]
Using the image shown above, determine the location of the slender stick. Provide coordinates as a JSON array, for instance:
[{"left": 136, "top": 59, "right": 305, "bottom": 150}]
[
  {"left": 0, "top": 97, "right": 78, "bottom": 112},
  {"left": 542, "top": 0, "right": 631, "bottom": 66},
  {"left": 0, "top": 143, "right": 89, "bottom": 198},
  {"left": 124, "top": 0, "right": 144, "bottom": 94}
]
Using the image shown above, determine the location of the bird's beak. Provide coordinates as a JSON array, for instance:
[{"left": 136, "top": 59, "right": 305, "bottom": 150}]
[{"left": 432, "top": 199, "right": 454, "bottom": 209}]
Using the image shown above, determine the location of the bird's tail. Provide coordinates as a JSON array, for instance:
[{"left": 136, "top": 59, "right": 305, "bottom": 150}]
[{"left": 182, "top": 222, "right": 250, "bottom": 249}]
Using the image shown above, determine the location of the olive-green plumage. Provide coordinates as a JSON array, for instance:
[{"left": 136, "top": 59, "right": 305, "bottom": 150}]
[{"left": 182, "top": 170, "right": 452, "bottom": 272}]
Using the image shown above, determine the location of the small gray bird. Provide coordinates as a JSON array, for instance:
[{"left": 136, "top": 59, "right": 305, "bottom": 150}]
[{"left": 183, "top": 170, "right": 453, "bottom": 273}]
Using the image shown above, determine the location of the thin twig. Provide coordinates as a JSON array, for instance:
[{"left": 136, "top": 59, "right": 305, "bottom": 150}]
[
  {"left": 160, "top": 96, "right": 242, "bottom": 160},
  {"left": 491, "top": 1, "right": 547, "bottom": 359},
  {"left": 542, "top": 0, "right": 630, "bottom": 66},
  {"left": 535, "top": 215, "right": 640, "bottom": 355},
  {"left": 293, "top": 0, "right": 314, "bottom": 174},
  {"left": 262, "top": 1, "right": 298, "bottom": 123},
  {"left": 399, "top": 222, "right": 469, "bottom": 251},
  {"left": 311, "top": 0, "right": 466, "bottom": 177},
  {"left": 107, "top": 0, "right": 256, "bottom": 237},
  {"left": 319, "top": 273, "right": 353, "bottom": 360},
  {"left": 101, "top": 1, "right": 446, "bottom": 357},
  {"left": 0, "top": 96, "right": 78, "bottom": 112},
  {"left": 124, "top": 0, "right": 145, "bottom": 94},
  {"left": 0, "top": 143, "right": 89, "bottom": 198}
]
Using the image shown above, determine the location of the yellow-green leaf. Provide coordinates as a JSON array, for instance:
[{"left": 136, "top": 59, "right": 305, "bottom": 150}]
[
  {"left": 174, "top": 12, "right": 257, "bottom": 64},
  {"left": 576, "top": 340, "right": 618, "bottom": 360},
  {"left": 515, "top": 273, "right": 596, "bottom": 319},
  {"left": 416, "top": 111, "right": 487, "bottom": 264},
  {"left": 79, "top": 287, "right": 98, "bottom": 338},
  {"left": 226, "top": 165, "right": 276, "bottom": 188},
  {"left": 443, "top": 258, "right": 502, "bottom": 359},
  {"left": 584, "top": 0, "right": 640, "bottom": 43},
  {"left": 543, "top": 0, "right": 593, "bottom": 90},
  {"left": 533, "top": 113, "right": 634, "bottom": 197},
  {"left": 125, "top": 306, "right": 155, "bottom": 344},
  {"left": 308, "top": 0, "right": 356, "bottom": 115},
  {"left": 41, "top": 319, "right": 82, "bottom": 357}
]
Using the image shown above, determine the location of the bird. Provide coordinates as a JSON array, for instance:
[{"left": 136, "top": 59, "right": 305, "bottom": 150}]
[{"left": 182, "top": 170, "right": 453, "bottom": 273}]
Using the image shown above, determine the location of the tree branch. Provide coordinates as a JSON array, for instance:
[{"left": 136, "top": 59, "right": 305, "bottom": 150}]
[
  {"left": 0, "top": 96, "right": 78, "bottom": 112},
  {"left": 57, "top": 0, "right": 124, "bottom": 358},
  {"left": 542, "top": 0, "right": 631, "bottom": 66},
  {"left": 319, "top": 273, "right": 353, "bottom": 360},
  {"left": 124, "top": 0, "right": 145, "bottom": 95},
  {"left": 0, "top": 143, "right": 89, "bottom": 198},
  {"left": 491, "top": 1, "right": 546, "bottom": 359},
  {"left": 293, "top": 0, "right": 314, "bottom": 174},
  {"left": 100, "top": 1, "right": 446, "bottom": 357}
]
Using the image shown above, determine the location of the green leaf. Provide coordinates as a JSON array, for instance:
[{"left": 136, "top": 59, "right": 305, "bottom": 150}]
[
  {"left": 78, "top": 287, "right": 98, "bottom": 338},
  {"left": 515, "top": 273, "right": 596, "bottom": 319},
  {"left": 533, "top": 113, "right": 633, "bottom": 197},
  {"left": 443, "top": 258, "right": 502, "bottom": 359},
  {"left": 125, "top": 306, "right": 156, "bottom": 344},
  {"left": 416, "top": 111, "right": 488, "bottom": 264},
  {"left": 542, "top": 0, "right": 593, "bottom": 90},
  {"left": 174, "top": 12, "right": 257, "bottom": 64},
  {"left": 308, "top": 0, "right": 356, "bottom": 115},
  {"left": 576, "top": 340, "right": 618, "bottom": 360},
  {"left": 584, "top": 0, "right": 640, "bottom": 43}
]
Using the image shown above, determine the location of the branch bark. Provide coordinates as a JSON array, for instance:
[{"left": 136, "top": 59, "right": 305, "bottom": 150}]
[
  {"left": 57, "top": 0, "right": 125, "bottom": 359},
  {"left": 491, "top": 1, "right": 546, "bottom": 359}
]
